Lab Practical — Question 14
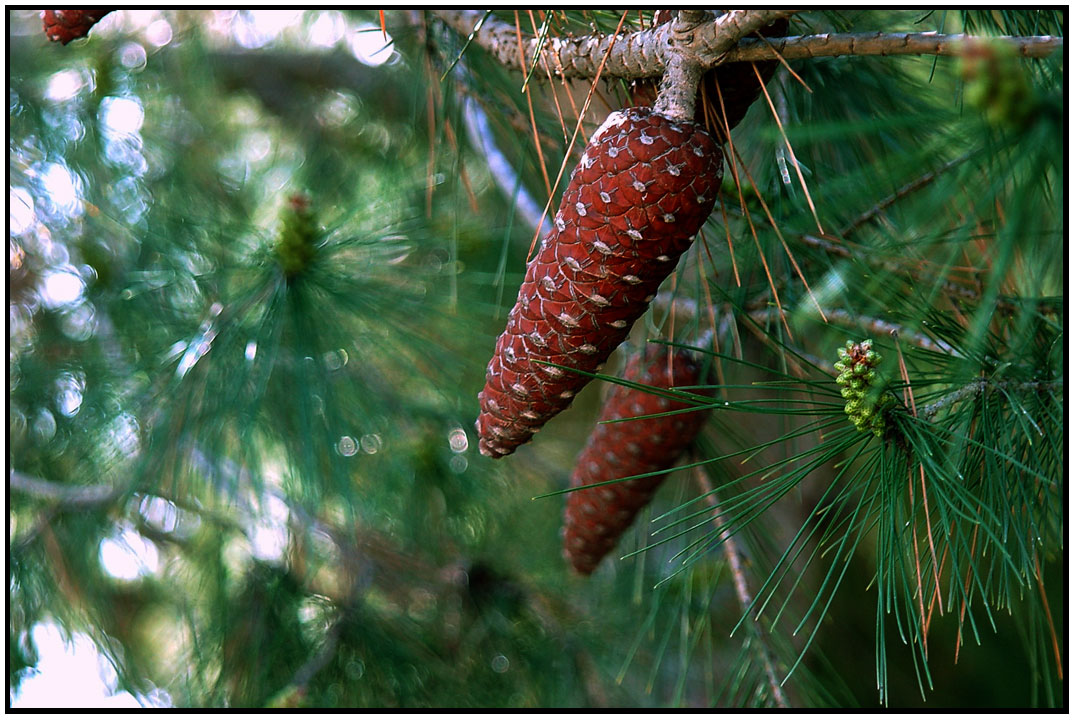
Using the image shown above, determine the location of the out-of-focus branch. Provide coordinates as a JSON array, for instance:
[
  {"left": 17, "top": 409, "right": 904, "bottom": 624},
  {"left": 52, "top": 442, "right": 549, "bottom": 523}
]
[
  {"left": 839, "top": 153, "right": 972, "bottom": 237},
  {"left": 812, "top": 309, "right": 958, "bottom": 356},
  {"left": 798, "top": 233, "right": 1058, "bottom": 317},
  {"left": 9, "top": 469, "right": 120, "bottom": 506},
  {"left": 694, "top": 467, "right": 790, "bottom": 709},
  {"left": 210, "top": 48, "right": 409, "bottom": 121},
  {"left": 461, "top": 87, "right": 553, "bottom": 238},
  {"left": 741, "top": 306, "right": 957, "bottom": 356}
]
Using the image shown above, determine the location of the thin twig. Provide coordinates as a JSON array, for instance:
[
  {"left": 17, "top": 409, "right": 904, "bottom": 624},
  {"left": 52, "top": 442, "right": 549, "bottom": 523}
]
[
  {"left": 694, "top": 467, "right": 790, "bottom": 709},
  {"left": 918, "top": 378, "right": 1062, "bottom": 421},
  {"left": 744, "top": 305, "right": 954, "bottom": 355},
  {"left": 796, "top": 233, "right": 1053, "bottom": 318},
  {"left": 723, "top": 32, "right": 1063, "bottom": 63},
  {"left": 840, "top": 154, "right": 973, "bottom": 237},
  {"left": 822, "top": 309, "right": 958, "bottom": 355},
  {"left": 460, "top": 80, "right": 553, "bottom": 237},
  {"left": 9, "top": 470, "right": 121, "bottom": 506}
]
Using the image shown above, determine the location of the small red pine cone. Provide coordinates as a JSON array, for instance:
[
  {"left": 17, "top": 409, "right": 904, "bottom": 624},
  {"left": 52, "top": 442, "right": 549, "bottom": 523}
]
[
  {"left": 563, "top": 346, "right": 712, "bottom": 575},
  {"left": 42, "top": 10, "right": 113, "bottom": 45},
  {"left": 476, "top": 107, "right": 723, "bottom": 458}
]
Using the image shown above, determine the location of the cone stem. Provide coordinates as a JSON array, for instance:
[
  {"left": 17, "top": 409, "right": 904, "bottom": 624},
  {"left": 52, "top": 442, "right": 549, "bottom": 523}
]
[{"left": 652, "top": 10, "right": 709, "bottom": 122}]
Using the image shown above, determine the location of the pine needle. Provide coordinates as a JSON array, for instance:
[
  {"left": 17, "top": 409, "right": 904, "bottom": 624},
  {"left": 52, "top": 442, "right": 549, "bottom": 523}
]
[
  {"left": 755, "top": 30, "right": 813, "bottom": 93},
  {"left": 716, "top": 192, "right": 741, "bottom": 287},
  {"left": 696, "top": 240, "right": 727, "bottom": 390},
  {"left": 526, "top": 10, "right": 569, "bottom": 142},
  {"left": 439, "top": 9, "right": 492, "bottom": 82},
  {"left": 513, "top": 11, "right": 553, "bottom": 201},
  {"left": 442, "top": 119, "right": 479, "bottom": 213},
  {"left": 918, "top": 464, "right": 945, "bottom": 622},
  {"left": 752, "top": 62, "right": 824, "bottom": 236},
  {"left": 954, "top": 506, "right": 982, "bottom": 664},
  {"left": 526, "top": 9, "right": 630, "bottom": 260},
  {"left": 1033, "top": 552, "right": 1064, "bottom": 681},
  {"left": 735, "top": 75, "right": 827, "bottom": 323},
  {"left": 713, "top": 80, "right": 792, "bottom": 338}
]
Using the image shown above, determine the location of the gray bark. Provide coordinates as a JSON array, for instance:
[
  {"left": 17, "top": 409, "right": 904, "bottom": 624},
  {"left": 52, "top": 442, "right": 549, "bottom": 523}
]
[
  {"left": 434, "top": 9, "right": 793, "bottom": 80},
  {"left": 434, "top": 11, "right": 1063, "bottom": 80}
]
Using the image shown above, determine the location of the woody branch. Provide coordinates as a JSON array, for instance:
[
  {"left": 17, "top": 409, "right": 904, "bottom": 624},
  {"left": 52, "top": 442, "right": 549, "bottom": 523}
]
[
  {"left": 434, "top": 10, "right": 1062, "bottom": 80},
  {"left": 434, "top": 9, "right": 792, "bottom": 80},
  {"left": 726, "top": 31, "right": 1063, "bottom": 63}
]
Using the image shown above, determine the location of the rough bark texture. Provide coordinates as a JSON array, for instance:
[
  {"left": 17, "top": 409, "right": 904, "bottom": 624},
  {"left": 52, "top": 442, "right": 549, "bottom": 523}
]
[
  {"left": 476, "top": 107, "right": 722, "bottom": 458},
  {"left": 632, "top": 16, "right": 789, "bottom": 138},
  {"left": 562, "top": 345, "right": 712, "bottom": 575},
  {"left": 42, "top": 9, "right": 112, "bottom": 44},
  {"left": 435, "top": 10, "right": 1061, "bottom": 77},
  {"left": 724, "top": 31, "right": 1064, "bottom": 62},
  {"left": 434, "top": 9, "right": 793, "bottom": 80}
]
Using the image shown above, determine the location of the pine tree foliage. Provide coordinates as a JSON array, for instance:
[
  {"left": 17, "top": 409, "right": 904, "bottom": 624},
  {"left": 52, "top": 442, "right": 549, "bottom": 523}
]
[{"left": 8, "top": 9, "right": 1064, "bottom": 709}]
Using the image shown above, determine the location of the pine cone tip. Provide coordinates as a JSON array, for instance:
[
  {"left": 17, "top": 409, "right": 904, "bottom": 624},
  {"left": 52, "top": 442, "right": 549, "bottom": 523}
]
[{"left": 43, "top": 10, "right": 113, "bottom": 45}]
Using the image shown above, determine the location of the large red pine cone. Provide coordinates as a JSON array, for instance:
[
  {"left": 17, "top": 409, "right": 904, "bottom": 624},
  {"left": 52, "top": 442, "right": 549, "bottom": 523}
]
[
  {"left": 42, "top": 10, "right": 113, "bottom": 44},
  {"left": 563, "top": 345, "right": 712, "bottom": 575},
  {"left": 476, "top": 107, "right": 723, "bottom": 458},
  {"left": 631, "top": 15, "right": 789, "bottom": 140}
]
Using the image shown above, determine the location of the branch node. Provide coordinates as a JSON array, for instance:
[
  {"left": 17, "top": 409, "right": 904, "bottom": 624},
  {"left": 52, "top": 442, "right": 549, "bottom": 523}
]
[{"left": 653, "top": 11, "right": 709, "bottom": 122}]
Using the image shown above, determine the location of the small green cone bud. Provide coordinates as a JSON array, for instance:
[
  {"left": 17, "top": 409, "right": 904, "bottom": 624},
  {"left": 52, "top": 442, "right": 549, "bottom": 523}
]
[
  {"left": 275, "top": 194, "right": 319, "bottom": 277},
  {"left": 960, "top": 40, "right": 1035, "bottom": 129},
  {"left": 835, "top": 338, "right": 895, "bottom": 437}
]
